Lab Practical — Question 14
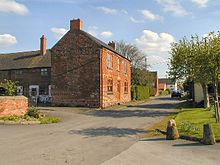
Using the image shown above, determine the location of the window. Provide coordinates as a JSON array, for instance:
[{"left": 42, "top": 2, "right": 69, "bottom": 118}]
[
  {"left": 15, "top": 70, "right": 22, "bottom": 75},
  {"left": 107, "top": 54, "right": 113, "bottom": 69},
  {"left": 124, "top": 62, "right": 127, "bottom": 75},
  {"left": 117, "top": 58, "right": 120, "bottom": 71},
  {"left": 124, "top": 82, "right": 128, "bottom": 94},
  {"left": 41, "top": 68, "right": 48, "bottom": 76},
  {"left": 107, "top": 79, "right": 113, "bottom": 94}
]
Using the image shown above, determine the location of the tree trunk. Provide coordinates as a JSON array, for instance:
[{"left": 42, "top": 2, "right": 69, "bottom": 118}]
[
  {"left": 201, "top": 83, "right": 210, "bottom": 108},
  {"left": 213, "top": 80, "right": 220, "bottom": 122}
]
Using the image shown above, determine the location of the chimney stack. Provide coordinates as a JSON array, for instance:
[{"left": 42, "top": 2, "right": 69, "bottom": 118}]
[
  {"left": 40, "top": 35, "right": 47, "bottom": 56},
  {"left": 70, "top": 19, "right": 83, "bottom": 31},
  {"left": 108, "top": 41, "right": 116, "bottom": 50}
]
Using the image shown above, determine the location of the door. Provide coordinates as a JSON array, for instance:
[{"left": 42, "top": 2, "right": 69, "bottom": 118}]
[
  {"left": 117, "top": 81, "right": 121, "bottom": 100},
  {"left": 29, "top": 85, "right": 39, "bottom": 103}
]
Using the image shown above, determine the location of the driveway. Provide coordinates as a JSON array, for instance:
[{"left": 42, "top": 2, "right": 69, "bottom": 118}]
[{"left": 1, "top": 96, "right": 218, "bottom": 165}]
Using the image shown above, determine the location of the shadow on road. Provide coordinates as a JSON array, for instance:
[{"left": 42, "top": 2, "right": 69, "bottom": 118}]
[
  {"left": 85, "top": 110, "right": 177, "bottom": 118},
  {"left": 140, "top": 137, "right": 166, "bottom": 142},
  {"left": 129, "top": 103, "right": 176, "bottom": 110},
  {"left": 172, "top": 143, "right": 204, "bottom": 147},
  {"left": 68, "top": 127, "right": 147, "bottom": 137}
]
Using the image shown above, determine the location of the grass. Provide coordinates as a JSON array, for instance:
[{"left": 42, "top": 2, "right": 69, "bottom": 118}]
[
  {"left": 39, "top": 116, "right": 61, "bottom": 124},
  {"left": 0, "top": 107, "right": 60, "bottom": 124},
  {"left": 151, "top": 107, "right": 220, "bottom": 139},
  {"left": 0, "top": 115, "right": 60, "bottom": 124},
  {"left": 175, "top": 108, "right": 220, "bottom": 139}
]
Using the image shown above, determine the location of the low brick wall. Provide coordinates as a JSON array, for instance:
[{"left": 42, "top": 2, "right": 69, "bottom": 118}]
[{"left": 0, "top": 96, "right": 28, "bottom": 117}]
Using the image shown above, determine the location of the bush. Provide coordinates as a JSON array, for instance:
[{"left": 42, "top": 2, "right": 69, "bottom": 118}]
[
  {"left": 160, "top": 90, "right": 169, "bottom": 96},
  {"left": 132, "top": 85, "right": 150, "bottom": 100},
  {"left": 149, "top": 88, "right": 156, "bottom": 96},
  {"left": 0, "top": 79, "right": 18, "bottom": 96},
  {"left": 28, "top": 106, "right": 40, "bottom": 118},
  {"left": 165, "top": 88, "right": 171, "bottom": 94}
]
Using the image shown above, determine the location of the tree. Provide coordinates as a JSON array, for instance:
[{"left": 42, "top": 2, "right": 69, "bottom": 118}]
[
  {"left": 168, "top": 32, "right": 220, "bottom": 122},
  {"left": 0, "top": 79, "right": 18, "bottom": 96},
  {"left": 116, "top": 41, "right": 150, "bottom": 85}
]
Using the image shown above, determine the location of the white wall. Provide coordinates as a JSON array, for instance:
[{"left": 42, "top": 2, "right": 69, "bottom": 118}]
[{"left": 194, "top": 83, "right": 204, "bottom": 103}]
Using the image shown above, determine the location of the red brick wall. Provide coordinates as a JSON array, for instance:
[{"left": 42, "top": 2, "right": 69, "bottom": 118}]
[
  {"left": 51, "top": 30, "right": 101, "bottom": 107},
  {"left": 100, "top": 48, "right": 131, "bottom": 108},
  {"left": 0, "top": 96, "right": 28, "bottom": 117}
]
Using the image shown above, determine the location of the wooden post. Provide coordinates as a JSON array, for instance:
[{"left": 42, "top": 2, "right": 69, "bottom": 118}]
[
  {"left": 166, "top": 119, "right": 179, "bottom": 140},
  {"left": 202, "top": 124, "right": 216, "bottom": 145}
]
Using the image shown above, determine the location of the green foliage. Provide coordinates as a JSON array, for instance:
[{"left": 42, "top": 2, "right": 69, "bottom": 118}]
[
  {"left": 165, "top": 88, "right": 171, "bottom": 94},
  {"left": 0, "top": 79, "right": 18, "bottom": 96},
  {"left": 175, "top": 108, "right": 220, "bottom": 138},
  {"left": 132, "top": 85, "right": 150, "bottom": 100},
  {"left": 160, "top": 90, "right": 169, "bottom": 96},
  {"left": 149, "top": 88, "right": 156, "bottom": 96},
  {"left": 0, "top": 106, "right": 60, "bottom": 124},
  {"left": 178, "top": 121, "right": 199, "bottom": 136},
  {"left": 39, "top": 117, "right": 60, "bottom": 124},
  {"left": 131, "top": 86, "right": 137, "bottom": 100},
  {"left": 28, "top": 106, "right": 40, "bottom": 118}
]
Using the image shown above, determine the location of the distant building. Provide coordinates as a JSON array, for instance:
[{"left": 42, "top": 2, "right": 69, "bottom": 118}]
[
  {"left": 158, "top": 78, "right": 177, "bottom": 92},
  {"left": 0, "top": 19, "right": 131, "bottom": 108}
]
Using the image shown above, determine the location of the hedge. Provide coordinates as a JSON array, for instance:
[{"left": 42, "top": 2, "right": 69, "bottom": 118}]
[{"left": 131, "top": 85, "right": 150, "bottom": 100}]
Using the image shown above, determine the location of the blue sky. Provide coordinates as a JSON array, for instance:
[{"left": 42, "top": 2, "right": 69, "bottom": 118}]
[{"left": 0, "top": 0, "right": 219, "bottom": 77}]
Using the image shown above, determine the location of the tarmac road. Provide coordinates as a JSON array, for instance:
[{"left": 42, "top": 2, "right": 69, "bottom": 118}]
[{"left": 1, "top": 96, "right": 217, "bottom": 165}]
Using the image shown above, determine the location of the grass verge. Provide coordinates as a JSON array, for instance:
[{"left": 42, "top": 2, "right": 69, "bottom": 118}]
[
  {"left": 0, "top": 107, "right": 60, "bottom": 124},
  {"left": 148, "top": 107, "right": 220, "bottom": 139}
]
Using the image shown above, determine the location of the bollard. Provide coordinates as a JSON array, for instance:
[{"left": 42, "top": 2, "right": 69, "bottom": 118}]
[
  {"left": 166, "top": 119, "right": 179, "bottom": 140},
  {"left": 202, "top": 124, "right": 216, "bottom": 145}
]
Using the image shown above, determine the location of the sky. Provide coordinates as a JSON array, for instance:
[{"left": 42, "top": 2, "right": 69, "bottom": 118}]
[{"left": 0, "top": 0, "right": 220, "bottom": 77}]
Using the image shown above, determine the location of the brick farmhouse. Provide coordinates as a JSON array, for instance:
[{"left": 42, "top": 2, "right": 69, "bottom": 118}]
[{"left": 0, "top": 19, "right": 131, "bottom": 108}]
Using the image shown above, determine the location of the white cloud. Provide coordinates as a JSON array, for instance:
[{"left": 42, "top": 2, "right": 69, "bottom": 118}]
[
  {"left": 191, "top": 0, "right": 209, "bottom": 8},
  {"left": 140, "top": 10, "right": 162, "bottom": 21},
  {"left": 0, "top": 0, "right": 28, "bottom": 15},
  {"left": 130, "top": 17, "right": 144, "bottom": 24},
  {"left": 51, "top": 27, "right": 68, "bottom": 39},
  {"left": 100, "top": 31, "right": 113, "bottom": 38},
  {"left": 156, "top": 0, "right": 188, "bottom": 16},
  {"left": 87, "top": 26, "right": 98, "bottom": 37},
  {"left": 121, "top": 9, "right": 128, "bottom": 14},
  {"left": 0, "top": 34, "right": 17, "bottom": 47},
  {"left": 96, "top": 6, "right": 118, "bottom": 15},
  {"left": 135, "top": 29, "right": 175, "bottom": 55}
]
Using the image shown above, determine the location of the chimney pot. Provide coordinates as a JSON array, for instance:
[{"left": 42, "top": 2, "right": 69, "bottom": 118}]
[
  {"left": 70, "top": 18, "right": 83, "bottom": 31},
  {"left": 40, "top": 35, "right": 47, "bottom": 56},
  {"left": 108, "top": 41, "right": 116, "bottom": 50}
]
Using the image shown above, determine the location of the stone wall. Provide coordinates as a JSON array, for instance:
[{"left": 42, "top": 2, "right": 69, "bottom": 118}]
[{"left": 0, "top": 96, "right": 28, "bottom": 117}]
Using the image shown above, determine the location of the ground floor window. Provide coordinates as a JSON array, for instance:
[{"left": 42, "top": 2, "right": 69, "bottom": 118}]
[
  {"left": 124, "top": 81, "right": 128, "bottom": 94},
  {"left": 107, "top": 79, "right": 113, "bottom": 94}
]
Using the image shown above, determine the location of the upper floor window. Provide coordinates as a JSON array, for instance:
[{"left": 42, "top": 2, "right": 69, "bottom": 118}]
[
  {"left": 41, "top": 68, "right": 48, "bottom": 76},
  {"left": 15, "top": 70, "right": 22, "bottom": 75},
  {"left": 107, "top": 79, "right": 113, "bottom": 94},
  {"left": 107, "top": 54, "right": 113, "bottom": 69},
  {"left": 124, "top": 62, "right": 127, "bottom": 75},
  {"left": 124, "top": 81, "right": 128, "bottom": 94},
  {"left": 117, "top": 58, "right": 120, "bottom": 72}
]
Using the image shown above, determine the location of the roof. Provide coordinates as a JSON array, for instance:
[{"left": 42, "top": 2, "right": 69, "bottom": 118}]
[
  {"left": 80, "top": 30, "right": 131, "bottom": 62},
  {"left": 159, "top": 78, "right": 174, "bottom": 84},
  {"left": 0, "top": 50, "right": 51, "bottom": 70}
]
